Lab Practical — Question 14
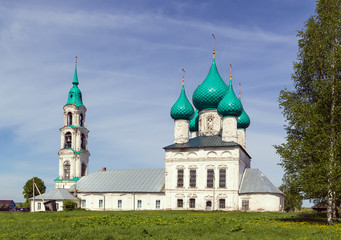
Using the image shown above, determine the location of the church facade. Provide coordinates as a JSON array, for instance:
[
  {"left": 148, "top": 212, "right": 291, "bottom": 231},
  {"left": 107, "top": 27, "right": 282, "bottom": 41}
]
[{"left": 31, "top": 48, "right": 284, "bottom": 212}]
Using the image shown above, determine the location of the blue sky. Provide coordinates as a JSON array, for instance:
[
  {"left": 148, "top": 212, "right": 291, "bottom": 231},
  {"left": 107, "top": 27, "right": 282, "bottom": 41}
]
[{"left": 0, "top": 0, "right": 316, "bottom": 203}]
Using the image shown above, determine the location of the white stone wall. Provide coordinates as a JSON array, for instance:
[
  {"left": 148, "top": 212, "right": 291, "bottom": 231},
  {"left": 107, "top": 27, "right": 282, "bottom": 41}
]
[
  {"left": 239, "top": 194, "right": 284, "bottom": 212},
  {"left": 174, "top": 120, "right": 190, "bottom": 143},
  {"left": 237, "top": 129, "right": 246, "bottom": 149},
  {"left": 77, "top": 193, "right": 166, "bottom": 211},
  {"left": 221, "top": 117, "right": 238, "bottom": 142},
  {"left": 165, "top": 146, "right": 245, "bottom": 211},
  {"left": 30, "top": 199, "right": 79, "bottom": 212}
]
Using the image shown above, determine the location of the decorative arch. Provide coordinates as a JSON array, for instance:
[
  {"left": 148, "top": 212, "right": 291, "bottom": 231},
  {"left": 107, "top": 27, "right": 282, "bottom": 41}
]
[
  {"left": 67, "top": 112, "right": 72, "bottom": 126},
  {"left": 207, "top": 151, "right": 217, "bottom": 158},
  {"left": 65, "top": 132, "right": 72, "bottom": 149},
  {"left": 187, "top": 152, "right": 197, "bottom": 158},
  {"left": 221, "top": 151, "right": 232, "bottom": 157},
  {"left": 174, "top": 153, "right": 184, "bottom": 158}
]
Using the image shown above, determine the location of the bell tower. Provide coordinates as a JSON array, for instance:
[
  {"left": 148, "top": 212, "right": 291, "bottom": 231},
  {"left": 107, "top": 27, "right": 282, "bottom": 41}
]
[{"left": 55, "top": 57, "right": 90, "bottom": 189}]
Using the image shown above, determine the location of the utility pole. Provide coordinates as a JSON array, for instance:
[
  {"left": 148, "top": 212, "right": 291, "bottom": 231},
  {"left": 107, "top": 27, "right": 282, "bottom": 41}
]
[{"left": 32, "top": 178, "right": 35, "bottom": 212}]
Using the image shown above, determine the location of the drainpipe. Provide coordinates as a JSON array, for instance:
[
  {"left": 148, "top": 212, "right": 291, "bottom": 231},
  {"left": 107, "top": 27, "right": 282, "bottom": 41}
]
[
  {"left": 133, "top": 192, "right": 135, "bottom": 210},
  {"left": 103, "top": 195, "right": 105, "bottom": 211}
]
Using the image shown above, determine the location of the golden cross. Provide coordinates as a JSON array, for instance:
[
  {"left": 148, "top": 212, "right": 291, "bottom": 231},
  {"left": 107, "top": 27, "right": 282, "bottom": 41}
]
[
  {"left": 230, "top": 63, "right": 232, "bottom": 80},
  {"left": 239, "top": 82, "right": 241, "bottom": 98},
  {"left": 75, "top": 56, "right": 78, "bottom": 64},
  {"left": 182, "top": 68, "right": 185, "bottom": 85},
  {"left": 212, "top": 33, "right": 216, "bottom": 58}
]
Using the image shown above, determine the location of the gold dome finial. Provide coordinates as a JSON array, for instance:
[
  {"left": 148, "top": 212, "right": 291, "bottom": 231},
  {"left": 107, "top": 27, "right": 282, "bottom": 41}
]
[
  {"left": 230, "top": 63, "right": 232, "bottom": 80},
  {"left": 75, "top": 56, "right": 78, "bottom": 64},
  {"left": 181, "top": 68, "right": 185, "bottom": 86},
  {"left": 239, "top": 82, "right": 241, "bottom": 98},
  {"left": 212, "top": 33, "right": 216, "bottom": 58}
]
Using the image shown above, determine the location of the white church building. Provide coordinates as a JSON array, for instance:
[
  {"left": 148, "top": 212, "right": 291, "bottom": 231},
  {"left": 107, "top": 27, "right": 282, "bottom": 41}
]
[{"left": 31, "top": 47, "right": 284, "bottom": 212}]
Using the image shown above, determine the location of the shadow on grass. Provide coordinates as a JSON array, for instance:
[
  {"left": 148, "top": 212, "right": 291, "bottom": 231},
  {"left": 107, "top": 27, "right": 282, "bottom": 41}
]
[{"left": 279, "top": 211, "right": 341, "bottom": 224}]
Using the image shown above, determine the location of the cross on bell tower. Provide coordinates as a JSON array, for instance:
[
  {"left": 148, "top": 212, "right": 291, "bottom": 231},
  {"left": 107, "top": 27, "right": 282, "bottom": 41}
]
[{"left": 55, "top": 57, "right": 90, "bottom": 189}]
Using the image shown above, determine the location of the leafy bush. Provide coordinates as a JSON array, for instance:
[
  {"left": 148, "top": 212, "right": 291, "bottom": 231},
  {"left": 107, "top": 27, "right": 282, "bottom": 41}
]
[{"left": 63, "top": 201, "right": 77, "bottom": 211}]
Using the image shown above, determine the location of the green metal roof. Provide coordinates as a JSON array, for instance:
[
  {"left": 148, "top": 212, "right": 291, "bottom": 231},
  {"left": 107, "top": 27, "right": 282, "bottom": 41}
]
[
  {"left": 164, "top": 135, "right": 240, "bottom": 149},
  {"left": 66, "top": 64, "right": 84, "bottom": 107},
  {"left": 217, "top": 80, "right": 243, "bottom": 117},
  {"left": 189, "top": 110, "right": 199, "bottom": 131},
  {"left": 170, "top": 85, "right": 194, "bottom": 120},
  {"left": 192, "top": 58, "right": 228, "bottom": 111}
]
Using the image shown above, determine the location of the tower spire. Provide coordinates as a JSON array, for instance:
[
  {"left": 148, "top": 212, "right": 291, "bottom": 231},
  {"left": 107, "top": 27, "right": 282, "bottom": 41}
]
[
  {"left": 72, "top": 56, "right": 79, "bottom": 85},
  {"left": 212, "top": 33, "right": 216, "bottom": 59},
  {"left": 230, "top": 63, "right": 232, "bottom": 81},
  {"left": 182, "top": 68, "right": 185, "bottom": 86}
]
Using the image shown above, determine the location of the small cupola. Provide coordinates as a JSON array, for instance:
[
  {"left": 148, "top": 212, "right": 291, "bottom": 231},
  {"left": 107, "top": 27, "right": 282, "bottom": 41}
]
[
  {"left": 192, "top": 35, "right": 228, "bottom": 111},
  {"left": 217, "top": 64, "right": 243, "bottom": 117},
  {"left": 237, "top": 89, "right": 250, "bottom": 129},
  {"left": 170, "top": 69, "right": 194, "bottom": 121},
  {"left": 66, "top": 57, "right": 84, "bottom": 107}
]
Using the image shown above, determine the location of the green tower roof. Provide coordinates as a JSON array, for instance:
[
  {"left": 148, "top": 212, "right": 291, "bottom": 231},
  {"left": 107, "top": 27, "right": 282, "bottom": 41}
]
[
  {"left": 237, "top": 108, "right": 250, "bottom": 129},
  {"left": 66, "top": 63, "right": 84, "bottom": 107},
  {"left": 217, "top": 79, "right": 243, "bottom": 117},
  {"left": 170, "top": 84, "right": 194, "bottom": 121},
  {"left": 189, "top": 110, "right": 199, "bottom": 131},
  {"left": 237, "top": 96, "right": 250, "bottom": 129},
  {"left": 192, "top": 58, "right": 228, "bottom": 111}
]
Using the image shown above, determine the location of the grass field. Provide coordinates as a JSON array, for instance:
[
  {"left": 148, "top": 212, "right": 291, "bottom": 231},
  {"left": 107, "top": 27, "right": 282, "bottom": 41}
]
[{"left": 0, "top": 210, "right": 340, "bottom": 239}]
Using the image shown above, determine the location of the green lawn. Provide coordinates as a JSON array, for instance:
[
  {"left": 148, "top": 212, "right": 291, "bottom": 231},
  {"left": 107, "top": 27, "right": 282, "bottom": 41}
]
[{"left": 0, "top": 210, "right": 340, "bottom": 239}]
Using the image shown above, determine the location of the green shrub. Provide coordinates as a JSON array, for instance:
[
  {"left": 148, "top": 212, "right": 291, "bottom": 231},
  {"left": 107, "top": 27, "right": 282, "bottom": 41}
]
[{"left": 63, "top": 201, "right": 77, "bottom": 211}]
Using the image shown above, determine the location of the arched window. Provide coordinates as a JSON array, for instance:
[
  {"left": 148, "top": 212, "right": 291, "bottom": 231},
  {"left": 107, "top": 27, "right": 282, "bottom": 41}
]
[
  {"left": 81, "top": 134, "right": 86, "bottom": 149},
  {"left": 67, "top": 112, "right": 72, "bottom": 126},
  {"left": 64, "top": 161, "right": 70, "bottom": 179},
  {"left": 65, "top": 132, "right": 72, "bottom": 149},
  {"left": 79, "top": 114, "right": 84, "bottom": 127},
  {"left": 81, "top": 163, "right": 86, "bottom": 176}
]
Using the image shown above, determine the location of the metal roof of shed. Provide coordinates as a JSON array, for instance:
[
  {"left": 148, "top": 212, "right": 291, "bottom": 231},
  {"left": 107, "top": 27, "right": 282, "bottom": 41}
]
[
  {"left": 239, "top": 168, "right": 283, "bottom": 195},
  {"left": 31, "top": 188, "right": 78, "bottom": 200},
  {"left": 164, "top": 135, "right": 240, "bottom": 149},
  {"left": 74, "top": 168, "right": 165, "bottom": 193}
]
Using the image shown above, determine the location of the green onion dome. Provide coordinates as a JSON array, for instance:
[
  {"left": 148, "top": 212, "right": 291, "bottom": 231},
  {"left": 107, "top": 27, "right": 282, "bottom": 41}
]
[
  {"left": 217, "top": 80, "right": 243, "bottom": 117},
  {"left": 66, "top": 63, "right": 84, "bottom": 107},
  {"left": 192, "top": 58, "right": 228, "bottom": 111},
  {"left": 170, "top": 85, "right": 194, "bottom": 120},
  {"left": 189, "top": 110, "right": 199, "bottom": 131},
  {"left": 237, "top": 108, "right": 250, "bottom": 129}
]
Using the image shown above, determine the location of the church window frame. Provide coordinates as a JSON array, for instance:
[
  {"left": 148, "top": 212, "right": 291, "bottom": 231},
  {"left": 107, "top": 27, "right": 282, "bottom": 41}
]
[
  {"left": 219, "top": 199, "right": 226, "bottom": 209},
  {"left": 81, "top": 134, "right": 86, "bottom": 150},
  {"left": 189, "top": 169, "right": 196, "bottom": 188},
  {"left": 189, "top": 198, "right": 195, "bottom": 209},
  {"left": 242, "top": 200, "right": 249, "bottom": 211},
  {"left": 63, "top": 161, "right": 71, "bottom": 179},
  {"left": 37, "top": 202, "right": 41, "bottom": 210},
  {"left": 118, "top": 200, "right": 122, "bottom": 209},
  {"left": 99, "top": 199, "right": 103, "bottom": 208},
  {"left": 67, "top": 112, "right": 72, "bottom": 126},
  {"left": 219, "top": 168, "right": 226, "bottom": 188},
  {"left": 177, "top": 199, "right": 183, "bottom": 208},
  {"left": 156, "top": 200, "right": 161, "bottom": 209},
  {"left": 81, "top": 163, "right": 86, "bottom": 177},
  {"left": 81, "top": 200, "right": 86, "bottom": 208},
  {"left": 177, "top": 169, "right": 184, "bottom": 188},
  {"left": 79, "top": 113, "right": 84, "bottom": 127},
  {"left": 207, "top": 169, "right": 214, "bottom": 188},
  {"left": 137, "top": 200, "right": 142, "bottom": 209}
]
